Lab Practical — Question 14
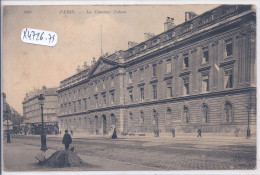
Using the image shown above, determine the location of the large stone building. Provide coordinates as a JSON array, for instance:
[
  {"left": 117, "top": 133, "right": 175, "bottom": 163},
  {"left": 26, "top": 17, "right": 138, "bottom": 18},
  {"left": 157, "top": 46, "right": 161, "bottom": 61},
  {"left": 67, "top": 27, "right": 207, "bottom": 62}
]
[
  {"left": 22, "top": 86, "right": 59, "bottom": 134},
  {"left": 57, "top": 5, "right": 256, "bottom": 137}
]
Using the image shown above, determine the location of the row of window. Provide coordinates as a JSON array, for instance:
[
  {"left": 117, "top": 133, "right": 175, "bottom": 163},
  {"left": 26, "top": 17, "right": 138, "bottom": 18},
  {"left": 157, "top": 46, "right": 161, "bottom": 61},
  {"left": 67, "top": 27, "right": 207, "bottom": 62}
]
[
  {"left": 128, "top": 39, "right": 233, "bottom": 84},
  {"left": 60, "top": 91, "right": 116, "bottom": 114},
  {"left": 127, "top": 67, "right": 233, "bottom": 102},
  {"left": 127, "top": 101, "right": 233, "bottom": 126},
  {"left": 59, "top": 77, "right": 115, "bottom": 103}
]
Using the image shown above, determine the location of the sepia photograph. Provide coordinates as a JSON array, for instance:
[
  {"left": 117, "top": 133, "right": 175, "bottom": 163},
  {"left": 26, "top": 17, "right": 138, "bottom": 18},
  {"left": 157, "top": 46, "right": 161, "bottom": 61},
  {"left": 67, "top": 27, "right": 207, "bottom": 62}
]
[{"left": 1, "top": 1, "right": 258, "bottom": 174}]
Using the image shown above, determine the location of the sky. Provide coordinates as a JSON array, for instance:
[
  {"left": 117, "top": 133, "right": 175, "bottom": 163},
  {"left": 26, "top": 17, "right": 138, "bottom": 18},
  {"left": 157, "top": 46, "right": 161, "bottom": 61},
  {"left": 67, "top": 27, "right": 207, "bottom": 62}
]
[{"left": 2, "top": 4, "right": 219, "bottom": 114}]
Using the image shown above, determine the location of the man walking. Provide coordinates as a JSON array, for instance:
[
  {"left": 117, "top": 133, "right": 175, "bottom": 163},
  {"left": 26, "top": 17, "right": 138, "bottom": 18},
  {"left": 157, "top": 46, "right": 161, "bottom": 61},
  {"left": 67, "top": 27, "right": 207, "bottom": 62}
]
[
  {"left": 62, "top": 130, "right": 72, "bottom": 150},
  {"left": 197, "top": 128, "right": 202, "bottom": 137}
]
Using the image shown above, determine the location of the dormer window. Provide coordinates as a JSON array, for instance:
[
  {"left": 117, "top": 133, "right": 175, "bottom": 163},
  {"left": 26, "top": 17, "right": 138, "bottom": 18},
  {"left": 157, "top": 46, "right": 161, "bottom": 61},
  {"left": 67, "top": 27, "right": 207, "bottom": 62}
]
[
  {"left": 167, "top": 32, "right": 172, "bottom": 40},
  {"left": 152, "top": 38, "right": 159, "bottom": 45},
  {"left": 140, "top": 44, "right": 146, "bottom": 51}
]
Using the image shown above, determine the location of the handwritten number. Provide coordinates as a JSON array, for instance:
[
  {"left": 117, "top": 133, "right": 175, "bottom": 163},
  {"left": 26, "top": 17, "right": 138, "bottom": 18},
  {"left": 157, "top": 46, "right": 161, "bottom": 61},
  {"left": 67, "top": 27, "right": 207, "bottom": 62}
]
[
  {"left": 40, "top": 32, "right": 44, "bottom": 40},
  {"left": 27, "top": 31, "right": 32, "bottom": 40},
  {"left": 23, "top": 29, "right": 27, "bottom": 39},
  {"left": 48, "top": 34, "right": 55, "bottom": 43}
]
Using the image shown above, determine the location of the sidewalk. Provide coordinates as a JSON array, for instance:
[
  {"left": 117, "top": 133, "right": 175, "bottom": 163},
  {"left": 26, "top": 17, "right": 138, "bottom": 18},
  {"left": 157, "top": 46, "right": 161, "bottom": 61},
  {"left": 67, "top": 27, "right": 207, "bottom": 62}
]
[
  {"left": 3, "top": 139, "right": 159, "bottom": 171},
  {"left": 18, "top": 132, "right": 256, "bottom": 145}
]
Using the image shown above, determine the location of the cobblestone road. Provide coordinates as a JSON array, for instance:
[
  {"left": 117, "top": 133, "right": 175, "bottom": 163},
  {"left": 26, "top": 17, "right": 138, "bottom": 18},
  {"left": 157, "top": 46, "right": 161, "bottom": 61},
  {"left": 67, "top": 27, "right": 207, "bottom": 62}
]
[{"left": 4, "top": 135, "right": 256, "bottom": 170}]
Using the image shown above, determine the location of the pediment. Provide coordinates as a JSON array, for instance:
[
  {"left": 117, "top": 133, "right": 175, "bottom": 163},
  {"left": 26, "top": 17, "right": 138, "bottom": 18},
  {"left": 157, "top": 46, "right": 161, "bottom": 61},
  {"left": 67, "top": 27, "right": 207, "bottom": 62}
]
[{"left": 90, "top": 58, "right": 118, "bottom": 76}]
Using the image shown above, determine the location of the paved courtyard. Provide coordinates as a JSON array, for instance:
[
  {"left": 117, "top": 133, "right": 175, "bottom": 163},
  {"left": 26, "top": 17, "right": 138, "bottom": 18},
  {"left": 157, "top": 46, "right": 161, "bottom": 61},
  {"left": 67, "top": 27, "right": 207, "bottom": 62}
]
[{"left": 3, "top": 134, "right": 257, "bottom": 172}]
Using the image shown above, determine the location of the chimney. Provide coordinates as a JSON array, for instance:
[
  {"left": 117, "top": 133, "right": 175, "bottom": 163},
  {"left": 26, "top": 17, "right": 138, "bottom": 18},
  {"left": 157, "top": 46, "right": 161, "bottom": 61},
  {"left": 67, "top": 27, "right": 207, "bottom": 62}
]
[
  {"left": 76, "top": 65, "right": 81, "bottom": 73},
  {"left": 83, "top": 62, "right": 88, "bottom": 69},
  {"left": 185, "top": 11, "right": 197, "bottom": 22},
  {"left": 128, "top": 41, "right": 138, "bottom": 48},
  {"left": 144, "top": 33, "right": 155, "bottom": 40},
  {"left": 164, "top": 17, "right": 175, "bottom": 31}
]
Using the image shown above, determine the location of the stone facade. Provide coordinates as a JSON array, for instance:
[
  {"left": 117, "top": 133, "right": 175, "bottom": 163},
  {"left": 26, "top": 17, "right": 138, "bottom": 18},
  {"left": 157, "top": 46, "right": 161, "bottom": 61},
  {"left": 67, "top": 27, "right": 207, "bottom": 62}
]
[
  {"left": 57, "top": 5, "right": 256, "bottom": 137},
  {"left": 22, "top": 86, "right": 59, "bottom": 134}
]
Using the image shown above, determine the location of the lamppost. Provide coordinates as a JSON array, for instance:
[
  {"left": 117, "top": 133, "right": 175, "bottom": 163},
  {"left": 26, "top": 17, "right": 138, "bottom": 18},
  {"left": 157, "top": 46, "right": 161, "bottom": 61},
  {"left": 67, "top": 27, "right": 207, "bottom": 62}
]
[
  {"left": 38, "top": 94, "right": 47, "bottom": 151},
  {"left": 246, "top": 93, "right": 255, "bottom": 139},
  {"left": 6, "top": 111, "right": 11, "bottom": 143}
]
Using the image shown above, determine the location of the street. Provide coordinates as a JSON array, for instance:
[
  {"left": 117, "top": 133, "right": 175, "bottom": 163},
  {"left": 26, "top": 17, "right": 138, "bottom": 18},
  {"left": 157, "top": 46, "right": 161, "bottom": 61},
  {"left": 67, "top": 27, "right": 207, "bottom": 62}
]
[{"left": 3, "top": 134, "right": 256, "bottom": 171}]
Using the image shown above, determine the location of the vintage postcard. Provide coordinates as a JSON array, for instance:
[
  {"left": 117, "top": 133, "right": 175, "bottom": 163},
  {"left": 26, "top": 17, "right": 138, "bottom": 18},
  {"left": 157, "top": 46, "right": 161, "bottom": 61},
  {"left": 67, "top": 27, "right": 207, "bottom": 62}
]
[{"left": 1, "top": 1, "right": 258, "bottom": 175}]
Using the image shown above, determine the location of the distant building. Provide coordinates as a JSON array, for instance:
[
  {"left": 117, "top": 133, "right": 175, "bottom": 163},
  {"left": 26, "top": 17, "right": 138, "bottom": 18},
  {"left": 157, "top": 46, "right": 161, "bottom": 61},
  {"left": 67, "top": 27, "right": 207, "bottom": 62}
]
[
  {"left": 22, "top": 86, "right": 59, "bottom": 135},
  {"left": 57, "top": 5, "right": 256, "bottom": 137},
  {"left": 3, "top": 93, "right": 23, "bottom": 134}
]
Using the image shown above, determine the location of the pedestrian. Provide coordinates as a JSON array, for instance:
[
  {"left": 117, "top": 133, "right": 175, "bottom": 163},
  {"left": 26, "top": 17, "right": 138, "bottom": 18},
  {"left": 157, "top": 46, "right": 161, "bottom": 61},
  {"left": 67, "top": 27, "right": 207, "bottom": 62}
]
[
  {"left": 197, "top": 128, "right": 202, "bottom": 137},
  {"left": 111, "top": 128, "right": 117, "bottom": 139},
  {"left": 59, "top": 131, "right": 61, "bottom": 135},
  {"left": 62, "top": 130, "right": 72, "bottom": 150},
  {"left": 70, "top": 130, "right": 73, "bottom": 136},
  {"left": 171, "top": 128, "right": 175, "bottom": 138}
]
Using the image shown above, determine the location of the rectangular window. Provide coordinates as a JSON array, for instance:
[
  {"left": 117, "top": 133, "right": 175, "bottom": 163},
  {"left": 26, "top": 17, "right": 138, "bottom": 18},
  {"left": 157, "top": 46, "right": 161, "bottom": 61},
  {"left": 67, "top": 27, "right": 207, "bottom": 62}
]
[
  {"left": 202, "top": 49, "right": 209, "bottom": 64},
  {"left": 140, "top": 87, "right": 144, "bottom": 102},
  {"left": 84, "top": 87, "right": 87, "bottom": 95},
  {"left": 202, "top": 75, "right": 209, "bottom": 92},
  {"left": 166, "top": 59, "right": 172, "bottom": 73},
  {"left": 78, "top": 100, "right": 81, "bottom": 111},
  {"left": 129, "top": 90, "right": 133, "bottom": 102},
  {"left": 183, "top": 78, "right": 189, "bottom": 95},
  {"left": 225, "top": 39, "right": 233, "bottom": 57},
  {"left": 102, "top": 80, "right": 105, "bottom": 90},
  {"left": 167, "top": 83, "right": 173, "bottom": 98},
  {"left": 94, "top": 95, "right": 98, "bottom": 108},
  {"left": 84, "top": 99, "right": 87, "bottom": 110},
  {"left": 152, "top": 64, "right": 157, "bottom": 77},
  {"left": 129, "top": 72, "right": 132, "bottom": 84},
  {"left": 111, "top": 92, "right": 115, "bottom": 104},
  {"left": 140, "top": 68, "right": 144, "bottom": 81},
  {"left": 183, "top": 56, "right": 189, "bottom": 69},
  {"left": 152, "top": 84, "right": 157, "bottom": 100},
  {"left": 103, "top": 94, "right": 106, "bottom": 105},
  {"left": 224, "top": 69, "right": 233, "bottom": 88},
  {"left": 111, "top": 77, "right": 114, "bottom": 88},
  {"left": 73, "top": 102, "right": 76, "bottom": 113},
  {"left": 95, "top": 82, "right": 98, "bottom": 92}
]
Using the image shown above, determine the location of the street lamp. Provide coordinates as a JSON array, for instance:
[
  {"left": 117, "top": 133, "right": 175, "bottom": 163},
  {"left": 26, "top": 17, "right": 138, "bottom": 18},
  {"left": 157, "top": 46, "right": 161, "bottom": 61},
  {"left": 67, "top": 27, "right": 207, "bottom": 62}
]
[
  {"left": 6, "top": 111, "right": 11, "bottom": 143},
  {"left": 38, "top": 94, "right": 47, "bottom": 151}
]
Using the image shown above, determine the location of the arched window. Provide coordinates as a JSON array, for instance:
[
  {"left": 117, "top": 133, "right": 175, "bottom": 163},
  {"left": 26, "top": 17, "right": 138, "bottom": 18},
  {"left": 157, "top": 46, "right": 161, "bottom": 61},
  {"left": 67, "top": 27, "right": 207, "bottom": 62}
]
[
  {"left": 224, "top": 102, "right": 233, "bottom": 122},
  {"left": 202, "top": 103, "right": 209, "bottom": 123},
  {"left": 111, "top": 113, "right": 116, "bottom": 126},
  {"left": 183, "top": 106, "right": 189, "bottom": 123},
  {"left": 140, "top": 111, "right": 144, "bottom": 126},
  {"left": 166, "top": 108, "right": 172, "bottom": 131},
  {"left": 129, "top": 112, "right": 133, "bottom": 126}
]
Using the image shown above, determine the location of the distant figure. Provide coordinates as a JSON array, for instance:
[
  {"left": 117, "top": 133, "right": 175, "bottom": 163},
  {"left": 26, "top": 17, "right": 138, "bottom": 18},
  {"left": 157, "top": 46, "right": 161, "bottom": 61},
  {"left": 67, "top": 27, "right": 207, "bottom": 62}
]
[
  {"left": 70, "top": 130, "right": 73, "bottom": 136},
  {"left": 111, "top": 128, "right": 117, "bottom": 139},
  {"left": 197, "top": 128, "right": 202, "bottom": 137},
  {"left": 171, "top": 128, "right": 175, "bottom": 138},
  {"left": 62, "top": 130, "right": 72, "bottom": 150},
  {"left": 59, "top": 131, "right": 61, "bottom": 135}
]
